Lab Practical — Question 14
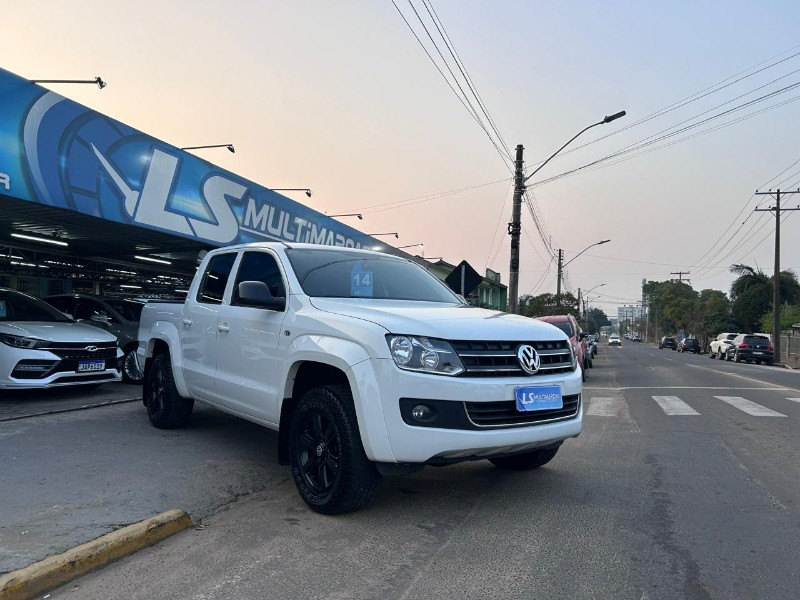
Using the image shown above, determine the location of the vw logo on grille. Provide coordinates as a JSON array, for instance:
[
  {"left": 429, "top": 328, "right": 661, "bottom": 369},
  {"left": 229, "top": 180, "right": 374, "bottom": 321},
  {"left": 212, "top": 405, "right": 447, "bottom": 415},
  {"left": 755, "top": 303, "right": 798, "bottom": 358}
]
[
  {"left": 517, "top": 344, "right": 540, "bottom": 375},
  {"left": 84, "top": 346, "right": 99, "bottom": 352}
]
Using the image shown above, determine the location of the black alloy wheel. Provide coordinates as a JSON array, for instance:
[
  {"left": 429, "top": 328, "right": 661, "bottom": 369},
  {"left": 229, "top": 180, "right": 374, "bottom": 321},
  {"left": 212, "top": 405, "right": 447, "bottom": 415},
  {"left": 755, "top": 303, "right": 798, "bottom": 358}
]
[
  {"left": 289, "top": 386, "right": 379, "bottom": 514},
  {"left": 144, "top": 353, "right": 193, "bottom": 428}
]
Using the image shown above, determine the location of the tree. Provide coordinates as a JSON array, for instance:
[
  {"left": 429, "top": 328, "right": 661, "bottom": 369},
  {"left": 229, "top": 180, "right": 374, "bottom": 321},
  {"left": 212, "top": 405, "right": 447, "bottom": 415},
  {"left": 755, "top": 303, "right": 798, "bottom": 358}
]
[
  {"left": 523, "top": 292, "right": 579, "bottom": 318},
  {"left": 586, "top": 307, "right": 610, "bottom": 334},
  {"left": 729, "top": 265, "right": 800, "bottom": 332},
  {"left": 760, "top": 304, "right": 800, "bottom": 332}
]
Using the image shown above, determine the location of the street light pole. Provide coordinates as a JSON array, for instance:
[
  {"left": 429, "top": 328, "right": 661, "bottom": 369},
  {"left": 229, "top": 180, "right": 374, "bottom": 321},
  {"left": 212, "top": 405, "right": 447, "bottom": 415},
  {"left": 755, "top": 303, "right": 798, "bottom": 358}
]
[
  {"left": 507, "top": 110, "right": 625, "bottom": 314},
  {"left": 556, "top": 240, "right": 611, "bottom": 305}
]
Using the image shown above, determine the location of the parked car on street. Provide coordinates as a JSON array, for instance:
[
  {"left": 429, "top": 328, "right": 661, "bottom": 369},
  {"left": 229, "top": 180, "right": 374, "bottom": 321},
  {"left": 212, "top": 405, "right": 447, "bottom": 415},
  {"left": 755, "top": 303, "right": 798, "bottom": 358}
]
[
  {"left": 536, "top": 314, "right": 590, "bottom": 379},
  {"left": 45, "top": 294, "right": 146, "bottom": 383},
  {"left": 677, "top": 338, "right": 701, "bottom": 353},
  {"left": 0, "top": 288, "right": 122, "bottom": 389},
  {"left": 709, "top": 332, "right": 739, "bottom": 359},
  {"left": 608, "top": 334, "right": 621, "bottom": 346},
  {"left": 658, "top": 336, "right": 677, "bottom": 350},
  {"left": 725, "top": 334, "right": 774, "bottom": 365}
]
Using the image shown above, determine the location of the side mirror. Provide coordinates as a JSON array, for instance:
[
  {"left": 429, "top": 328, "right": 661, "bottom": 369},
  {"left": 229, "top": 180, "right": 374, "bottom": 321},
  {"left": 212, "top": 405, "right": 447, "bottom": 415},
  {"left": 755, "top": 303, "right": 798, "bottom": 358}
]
[
  {"left": 238, "top": 281, "right": 286, "bottom": 311},
  {"left": 579, "top": 332, "right": 589, "bottom": 340}
]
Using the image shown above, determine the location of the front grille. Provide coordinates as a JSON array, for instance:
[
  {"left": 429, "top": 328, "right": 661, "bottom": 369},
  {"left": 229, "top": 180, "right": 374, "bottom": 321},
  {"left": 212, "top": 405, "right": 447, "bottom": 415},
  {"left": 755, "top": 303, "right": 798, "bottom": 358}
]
[
  {"left": 451, "top": 339, "right": 573, "bottom": 377},
  {"left": 465, "top": 394, "right": 581, "bottom": 427},
  {"left": 40, "top": 342, "right": 117, "bottom": 361}
]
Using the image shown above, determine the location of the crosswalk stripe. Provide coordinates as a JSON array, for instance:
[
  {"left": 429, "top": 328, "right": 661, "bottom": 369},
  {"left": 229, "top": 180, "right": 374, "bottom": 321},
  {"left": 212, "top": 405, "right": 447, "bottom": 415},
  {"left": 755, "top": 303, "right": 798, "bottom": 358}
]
[
  {"left": 788, "top": 398, "right": 800, "bottom": 404},
  {"left": 713, "top": 396, "right": 787, "bottom": 417},
  {"left": 586, "top": 397, "right": 624, "bottom": 417},
  {"left": 652, "top": 396, "right": 700, "bottom": 415}
]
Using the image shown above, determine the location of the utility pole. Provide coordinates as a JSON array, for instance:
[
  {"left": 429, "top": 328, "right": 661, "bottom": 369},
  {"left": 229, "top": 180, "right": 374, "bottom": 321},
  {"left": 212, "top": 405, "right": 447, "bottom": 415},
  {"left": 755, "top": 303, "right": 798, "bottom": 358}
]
[
  {"left": 755, "top": 188, "right": 800, "bottom": 363},
  {"left": 556, "top": 249, "right": 563, "bottom": 304},
  {"left": 670, "top": 271, "right": 690, "bottom": 284},
  {"left": 506, "top": 112, "right": 626, "bottom": 315},
  {"left": 507, "top": 145, "right": 524, "bottom": 314},
  {"left": 577, "top": 287, "right": 581, "bottom": 319}
]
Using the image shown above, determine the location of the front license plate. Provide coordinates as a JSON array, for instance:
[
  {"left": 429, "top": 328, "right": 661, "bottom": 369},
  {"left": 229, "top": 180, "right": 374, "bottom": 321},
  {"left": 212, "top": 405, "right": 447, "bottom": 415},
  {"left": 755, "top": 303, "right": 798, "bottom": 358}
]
[
  {"left": 515, "top": 385, "right": 563, "bottom": 412},
  {"left": 78, "top": 360, "right": 105, "bottom": 372}
]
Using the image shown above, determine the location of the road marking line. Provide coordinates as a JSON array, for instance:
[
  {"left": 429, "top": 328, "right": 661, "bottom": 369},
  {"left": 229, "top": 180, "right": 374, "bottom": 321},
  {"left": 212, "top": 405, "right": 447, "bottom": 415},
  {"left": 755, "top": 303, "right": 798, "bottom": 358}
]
[
  {"left": 713, "top": 396, "right": 787, "bottom": 417},
  {"left": 787, "top": 398, "right": 800, "bottom": 404},
  {"left": 652, "top": 395, "right": 700, "bottom": 416},
  {"left": 586, "top": 397, "right": 624, "bottom": 417}
]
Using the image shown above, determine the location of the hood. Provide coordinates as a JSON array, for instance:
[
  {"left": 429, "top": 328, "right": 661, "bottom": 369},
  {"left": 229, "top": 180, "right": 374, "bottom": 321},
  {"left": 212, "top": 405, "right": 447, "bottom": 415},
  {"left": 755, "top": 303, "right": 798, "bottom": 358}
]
[
  {"left": 308, "top": 299, "right": 569, "bottom": 342},
  {"left": 0, "top": 321, "right": 118, "bottom": 343}
]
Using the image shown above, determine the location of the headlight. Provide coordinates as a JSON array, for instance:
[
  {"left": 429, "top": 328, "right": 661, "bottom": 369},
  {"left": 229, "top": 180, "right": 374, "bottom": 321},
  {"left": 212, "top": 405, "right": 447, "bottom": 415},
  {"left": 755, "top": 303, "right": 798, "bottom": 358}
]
[
  {"left": 386, "top": 335, "right": 465, "bottom": 376},
  {"left": 0, "top": 334, "right": 49, "bottom": 349}
]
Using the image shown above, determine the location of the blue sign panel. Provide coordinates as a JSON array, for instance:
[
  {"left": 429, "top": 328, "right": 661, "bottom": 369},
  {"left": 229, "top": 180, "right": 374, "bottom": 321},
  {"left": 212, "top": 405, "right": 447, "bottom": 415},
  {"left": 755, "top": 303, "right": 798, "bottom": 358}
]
[{"left": 0, "top": 67, "right": 374, "bottom": 250}]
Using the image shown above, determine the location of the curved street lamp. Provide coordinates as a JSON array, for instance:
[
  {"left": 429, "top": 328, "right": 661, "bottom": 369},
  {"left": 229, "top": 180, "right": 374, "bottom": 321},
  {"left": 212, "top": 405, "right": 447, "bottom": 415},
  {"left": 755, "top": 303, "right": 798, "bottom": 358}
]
[
  {"left": 558, "top": 239, "right": 610, "bottom": 303},
  {"left": 507, "top": 110, "right": 626, "bottom": 314}
]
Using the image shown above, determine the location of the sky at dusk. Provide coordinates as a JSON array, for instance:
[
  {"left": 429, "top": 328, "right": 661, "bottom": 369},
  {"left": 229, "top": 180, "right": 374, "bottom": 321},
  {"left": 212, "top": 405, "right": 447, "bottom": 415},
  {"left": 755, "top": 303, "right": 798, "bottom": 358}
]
[{"left": 3, "top": 1, "right": 800, "bottom": 316}]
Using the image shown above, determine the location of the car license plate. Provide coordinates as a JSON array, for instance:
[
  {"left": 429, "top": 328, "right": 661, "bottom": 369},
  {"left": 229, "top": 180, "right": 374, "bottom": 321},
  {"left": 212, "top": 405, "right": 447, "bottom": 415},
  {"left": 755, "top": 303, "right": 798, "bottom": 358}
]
[
  {"left": 78, "top": 360, "right": 105, "bottom": 372},
  {"left": 515, "top": 385, "right": 563, "bottom": 412},
  {"left": 753, "top": 351, "right": 763, "bottom": 355}
]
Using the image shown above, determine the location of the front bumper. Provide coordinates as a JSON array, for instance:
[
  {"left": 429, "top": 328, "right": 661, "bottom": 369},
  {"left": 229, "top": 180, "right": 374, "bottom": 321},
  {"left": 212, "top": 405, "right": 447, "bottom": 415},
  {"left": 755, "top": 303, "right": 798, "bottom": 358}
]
[
  {"left": 0, "top": 346, "right": 123, "bottom": 389},
  {"left": 351, "top": 357, "right": 583, "bottom": 464}
]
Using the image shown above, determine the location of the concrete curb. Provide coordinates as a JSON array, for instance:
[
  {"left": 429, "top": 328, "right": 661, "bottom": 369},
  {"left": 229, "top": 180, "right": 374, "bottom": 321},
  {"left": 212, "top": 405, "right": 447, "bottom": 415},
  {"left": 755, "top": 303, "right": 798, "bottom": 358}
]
[{"left": 0, "top": 509, "right": 192, "bottom": 600}]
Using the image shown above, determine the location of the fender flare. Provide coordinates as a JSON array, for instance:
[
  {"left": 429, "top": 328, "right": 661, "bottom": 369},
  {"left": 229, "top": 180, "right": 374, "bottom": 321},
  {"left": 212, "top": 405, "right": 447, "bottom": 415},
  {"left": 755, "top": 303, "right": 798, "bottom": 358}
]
[
  {"left": 143, "top": 323, "right": 191, "bottom": 398},
  {"left": 282, "top": 335, "right": 395, "bottom": 463}
]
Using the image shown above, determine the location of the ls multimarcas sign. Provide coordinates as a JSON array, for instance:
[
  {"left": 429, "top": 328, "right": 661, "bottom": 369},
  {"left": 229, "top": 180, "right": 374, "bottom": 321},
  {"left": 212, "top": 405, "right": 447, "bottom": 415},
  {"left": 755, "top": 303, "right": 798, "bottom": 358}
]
[{"left": 0, "top": 67, "right": 372, "bottom": 250}]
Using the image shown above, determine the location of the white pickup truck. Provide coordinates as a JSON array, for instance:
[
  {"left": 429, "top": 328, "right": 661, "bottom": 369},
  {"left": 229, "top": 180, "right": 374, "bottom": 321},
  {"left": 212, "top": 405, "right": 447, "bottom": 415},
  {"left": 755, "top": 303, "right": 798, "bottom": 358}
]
[{"left": 138, "top": 243, "right": 583, "bottom": 514}]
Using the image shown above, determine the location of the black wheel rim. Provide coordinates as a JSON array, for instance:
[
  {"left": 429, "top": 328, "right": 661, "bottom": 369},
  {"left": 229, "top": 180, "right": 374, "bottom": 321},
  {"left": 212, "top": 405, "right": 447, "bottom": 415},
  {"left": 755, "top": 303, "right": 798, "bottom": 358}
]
[
  {"left": 147, "top": 365, "right": 166, "bottom": 417},
  {"left": 296, "top": 410, "right": 341, "bottom": 497}
]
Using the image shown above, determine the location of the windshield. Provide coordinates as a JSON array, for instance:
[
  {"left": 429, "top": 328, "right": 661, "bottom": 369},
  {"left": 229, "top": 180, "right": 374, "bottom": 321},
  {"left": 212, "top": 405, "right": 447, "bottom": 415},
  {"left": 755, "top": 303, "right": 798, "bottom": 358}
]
[
  {"left": 286, "top": 249, "right": 461, "bottom": 302},
  {"left": 0, "top": 290, "right": 73, "bottom": 322},
  {"left": 550, "top": 322, "right": 574, "bottom": 337}
]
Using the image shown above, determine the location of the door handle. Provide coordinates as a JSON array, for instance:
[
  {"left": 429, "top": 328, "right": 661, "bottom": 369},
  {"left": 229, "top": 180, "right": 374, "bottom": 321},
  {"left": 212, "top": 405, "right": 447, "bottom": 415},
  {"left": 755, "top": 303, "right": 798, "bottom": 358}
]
[
  {"left": 181, "top": 318, "right": 193, "bottom": 327},
  {"left": 217, "top": 324, "right": 230, "bottom": 333}
]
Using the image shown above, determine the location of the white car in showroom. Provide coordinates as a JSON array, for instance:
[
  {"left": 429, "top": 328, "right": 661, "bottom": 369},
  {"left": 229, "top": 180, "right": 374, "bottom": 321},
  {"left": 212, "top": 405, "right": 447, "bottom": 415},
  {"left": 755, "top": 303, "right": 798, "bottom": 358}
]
[{"left": 0, "top": 288, "right": 123, "bottom": 389}]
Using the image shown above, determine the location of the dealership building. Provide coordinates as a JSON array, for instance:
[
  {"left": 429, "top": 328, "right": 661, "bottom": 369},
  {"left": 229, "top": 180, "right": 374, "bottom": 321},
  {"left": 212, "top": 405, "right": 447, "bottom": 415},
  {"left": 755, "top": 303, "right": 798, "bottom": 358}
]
[{"left": 0, "top": 67, "right": 506, "bottom": 309}]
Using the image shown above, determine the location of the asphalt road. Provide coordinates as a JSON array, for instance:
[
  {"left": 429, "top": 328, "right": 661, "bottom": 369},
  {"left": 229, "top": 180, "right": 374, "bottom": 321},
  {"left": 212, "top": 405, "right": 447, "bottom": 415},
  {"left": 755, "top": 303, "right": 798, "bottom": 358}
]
[{"left": 4, "top": 342, "right": 800, "bottom": 599}]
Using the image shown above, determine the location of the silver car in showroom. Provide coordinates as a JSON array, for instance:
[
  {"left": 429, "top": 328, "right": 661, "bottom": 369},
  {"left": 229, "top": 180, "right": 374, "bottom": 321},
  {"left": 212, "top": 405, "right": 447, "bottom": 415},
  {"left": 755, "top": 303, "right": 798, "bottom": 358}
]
[{"left": 0, "top": 289, "right": 122, "bottom": 389}]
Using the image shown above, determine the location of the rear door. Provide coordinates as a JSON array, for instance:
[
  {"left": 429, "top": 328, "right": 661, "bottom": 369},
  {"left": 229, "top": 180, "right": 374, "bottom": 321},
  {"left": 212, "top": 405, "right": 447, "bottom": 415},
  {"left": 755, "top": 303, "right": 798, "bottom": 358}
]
[
  {"left": 180, "top": 252, "right": 237, "bottom": 400},
  {"left": 214, "top": 250, "right": 288, "bottom": 424}
]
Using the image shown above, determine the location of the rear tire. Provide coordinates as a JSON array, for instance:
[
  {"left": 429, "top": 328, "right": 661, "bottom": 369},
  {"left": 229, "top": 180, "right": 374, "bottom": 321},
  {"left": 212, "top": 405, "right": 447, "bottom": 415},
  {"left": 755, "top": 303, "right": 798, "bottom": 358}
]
[
  {"left": 490, "top": 447, "right": 559, "bottom": 471},
  {"left": 734, "top": 351, "right": 741, "bottom": 363},
  {"left": 718, "top": 351, "right": 725, "bottom": 360},
  {"left": 144, "top": 353, "right": 193, "bottom": 429},
  {"left": 766, "top": 360, "right": 774, "bottom": 366},
  {"left": 289, "top": 385, "right": 380, "bottom": 515}
]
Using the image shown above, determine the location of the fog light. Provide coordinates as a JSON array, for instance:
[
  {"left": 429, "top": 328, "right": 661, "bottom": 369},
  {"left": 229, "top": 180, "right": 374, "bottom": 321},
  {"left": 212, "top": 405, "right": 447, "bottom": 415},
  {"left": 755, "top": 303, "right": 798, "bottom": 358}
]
[{"left": 411, "top": 404, "right": 433, "bottom": 421}]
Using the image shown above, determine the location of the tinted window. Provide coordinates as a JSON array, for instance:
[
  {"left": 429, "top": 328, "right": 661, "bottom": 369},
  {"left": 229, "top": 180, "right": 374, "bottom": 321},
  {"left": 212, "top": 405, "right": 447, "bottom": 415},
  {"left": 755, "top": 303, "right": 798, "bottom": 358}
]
[
  {"left": 45, "top": 297, "right": 73, "bottom": 315},
  {"left": 743, "top": 336, "right": 769, "bottom": 344},
  {"left": 75, "top": 298, "right": 107, "bottom": 321},
  {"left": 0, "top": 291, "right": 73, "bottom": 322},
  {"left": 104, "top": 299, "right": 145, "bottom": 322},
  {"left": 233, "top": 252, "right": 286, "bottom": 305},
  {"left": 551, "top": 322, "right": 574, "bottom": 337},
  {"left": 196, "top": 253, "right": 237, "bottom": 304},
  {"left": 286, "top": 249, "right": 460, "bottom": 302}
]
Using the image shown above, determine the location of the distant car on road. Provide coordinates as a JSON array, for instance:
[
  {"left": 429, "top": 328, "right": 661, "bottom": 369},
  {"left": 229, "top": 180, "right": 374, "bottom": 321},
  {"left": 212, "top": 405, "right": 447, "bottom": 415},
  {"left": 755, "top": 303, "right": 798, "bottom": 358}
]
[
  {"left": 0, "top": 288, "right": 122, "bottom": 389},
  {"left": 608, "top": 334, "right": 622, "bottom": 346},
  {"left": 677, "top": 338, "right": 701, "bottom": 353},
  {"left": 659, "top": 336, "right": 677, "bottom": 350},
  {"left": 725, "top": 334, "right": 774, "bottom": 365}
]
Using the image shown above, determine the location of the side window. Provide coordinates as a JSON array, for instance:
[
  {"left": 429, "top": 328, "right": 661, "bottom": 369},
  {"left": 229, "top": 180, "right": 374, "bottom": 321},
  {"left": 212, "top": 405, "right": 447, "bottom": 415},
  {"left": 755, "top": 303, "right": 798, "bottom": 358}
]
[
  {"left": 196, "top": 253, "right": 237, "bottom": 305},
  {"left": 232, "top": 251, "right": 286, "bottom": 307},
  {"left": 46, "top": 297, "right": 72, "bottom": 315},
  {"left": 75, "top": 299, "right": 102, "bottom": 320}
]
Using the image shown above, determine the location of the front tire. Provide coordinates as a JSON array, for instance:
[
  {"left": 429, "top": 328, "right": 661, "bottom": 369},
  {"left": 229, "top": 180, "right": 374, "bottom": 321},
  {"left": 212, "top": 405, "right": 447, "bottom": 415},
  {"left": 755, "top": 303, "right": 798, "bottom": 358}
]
[
  {"left": 289, "top": 385, "right": 380, "bottom": 515},
  {"left": 144, "top": 353, "right": 193, "bottom": 429},
  {"left": 490, "top": 447, "right": 559, "bottom": 471}
]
